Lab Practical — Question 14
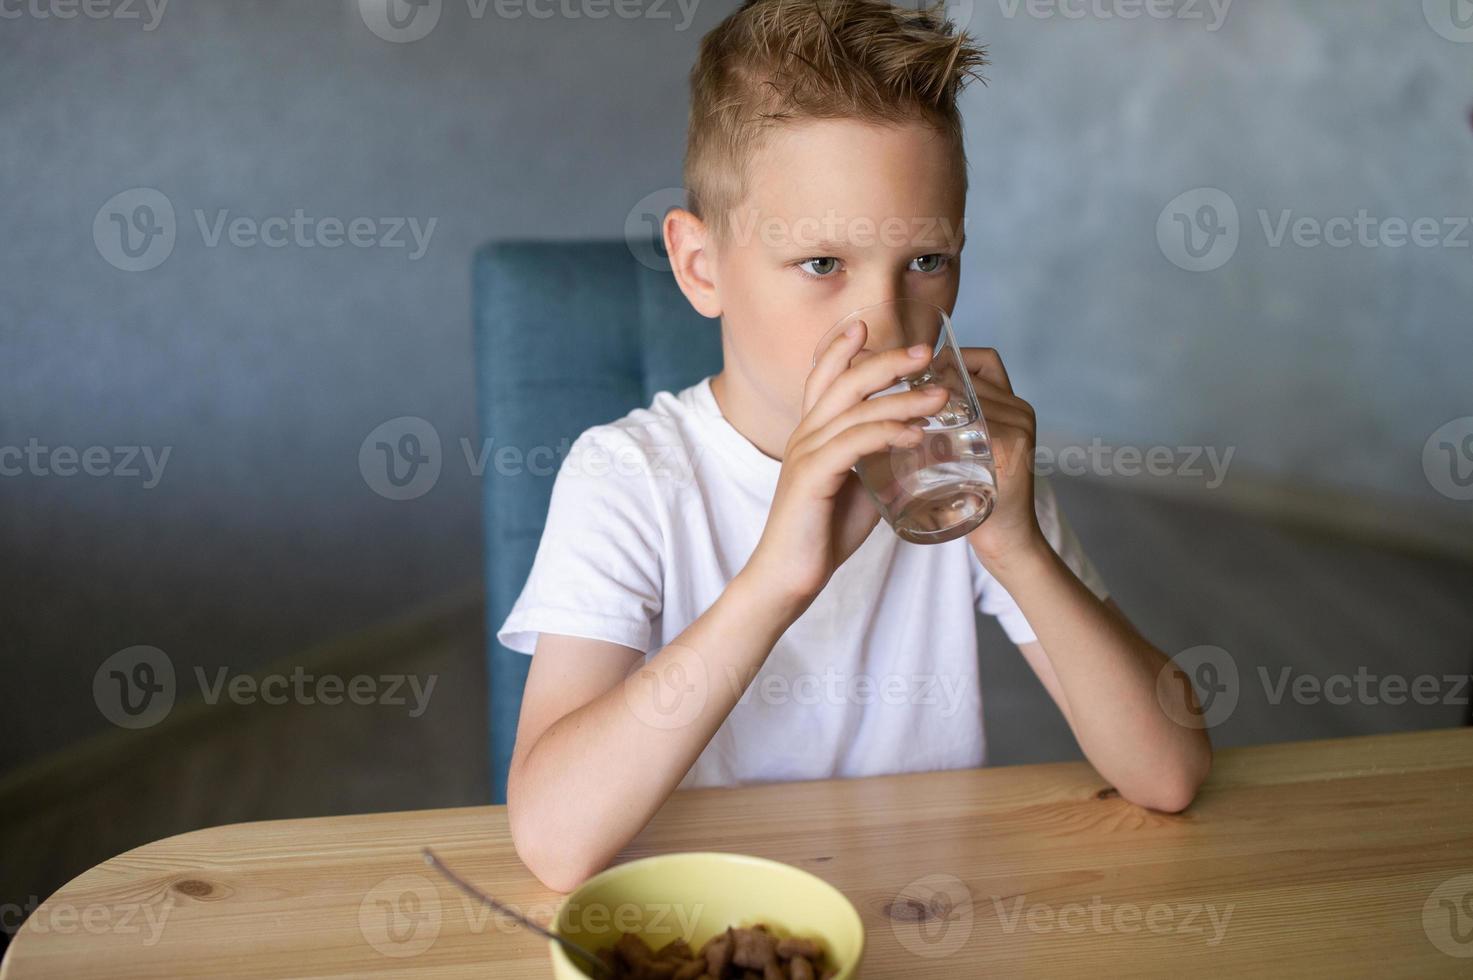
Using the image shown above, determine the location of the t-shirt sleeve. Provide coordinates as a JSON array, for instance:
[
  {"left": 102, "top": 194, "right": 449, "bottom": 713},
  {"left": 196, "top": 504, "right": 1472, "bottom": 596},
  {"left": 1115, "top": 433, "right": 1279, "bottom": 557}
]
[
  {"left": 495, "top": 427, "right": 664, "bottom": 656},
  {"left": 971, "top": 475, "right": 1109, "bottom": 646}
]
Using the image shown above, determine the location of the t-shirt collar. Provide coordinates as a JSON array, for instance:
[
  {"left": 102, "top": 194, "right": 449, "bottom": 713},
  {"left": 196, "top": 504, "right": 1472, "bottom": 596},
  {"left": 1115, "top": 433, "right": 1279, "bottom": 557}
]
[{"left": 691, "top": 375, "right": 782, "bottom": 494}]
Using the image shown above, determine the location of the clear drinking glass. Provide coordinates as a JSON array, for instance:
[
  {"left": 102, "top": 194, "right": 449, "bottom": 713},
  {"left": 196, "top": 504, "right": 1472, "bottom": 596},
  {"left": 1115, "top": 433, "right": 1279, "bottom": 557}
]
[{"left": 812, "top": 298, "right": 997, "bottom": 544}]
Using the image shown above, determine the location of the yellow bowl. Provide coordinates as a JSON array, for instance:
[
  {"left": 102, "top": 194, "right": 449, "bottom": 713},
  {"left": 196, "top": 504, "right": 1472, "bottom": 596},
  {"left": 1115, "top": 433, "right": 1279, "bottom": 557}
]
[{"left": 549, "top": 852, "right": 865, "bottom": 979}]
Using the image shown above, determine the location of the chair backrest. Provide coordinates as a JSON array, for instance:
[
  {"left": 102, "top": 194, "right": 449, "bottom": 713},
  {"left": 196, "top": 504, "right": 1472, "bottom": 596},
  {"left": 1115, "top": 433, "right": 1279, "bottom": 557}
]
[{"left": 473, "top": 239, "right": 722, "bottom": 803}]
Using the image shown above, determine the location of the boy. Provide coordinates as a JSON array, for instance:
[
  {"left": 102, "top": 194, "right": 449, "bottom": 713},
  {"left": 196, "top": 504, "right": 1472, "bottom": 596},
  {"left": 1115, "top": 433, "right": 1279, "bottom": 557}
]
[{"left": 496, "top": 0, "right": 1211, "bottom": 892}]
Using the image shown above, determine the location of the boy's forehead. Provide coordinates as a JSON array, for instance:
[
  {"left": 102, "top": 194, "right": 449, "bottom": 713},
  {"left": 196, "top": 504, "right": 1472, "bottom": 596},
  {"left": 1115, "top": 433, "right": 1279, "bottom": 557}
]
[{"left": 740, "top": 118, "right": 965, "bottom": 248}]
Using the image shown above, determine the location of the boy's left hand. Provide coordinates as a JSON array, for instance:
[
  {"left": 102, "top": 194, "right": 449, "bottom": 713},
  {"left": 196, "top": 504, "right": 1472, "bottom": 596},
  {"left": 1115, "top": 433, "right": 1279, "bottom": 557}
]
[{"left": 959, "top": 347, "right": 1046, "bottom": 567}]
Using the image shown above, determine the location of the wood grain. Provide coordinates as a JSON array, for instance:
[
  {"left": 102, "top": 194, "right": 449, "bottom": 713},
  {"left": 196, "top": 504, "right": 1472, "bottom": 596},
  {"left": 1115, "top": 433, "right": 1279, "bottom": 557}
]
[{"left": 3, "top": 729, "right": 1472, "bottom": 979}]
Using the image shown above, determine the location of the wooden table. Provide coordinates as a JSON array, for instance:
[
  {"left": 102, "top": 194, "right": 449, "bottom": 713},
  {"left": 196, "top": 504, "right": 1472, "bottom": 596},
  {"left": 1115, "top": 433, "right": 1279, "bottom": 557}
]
[{"left": 4, "top": 729, "right": 1472, "bottom": 978}]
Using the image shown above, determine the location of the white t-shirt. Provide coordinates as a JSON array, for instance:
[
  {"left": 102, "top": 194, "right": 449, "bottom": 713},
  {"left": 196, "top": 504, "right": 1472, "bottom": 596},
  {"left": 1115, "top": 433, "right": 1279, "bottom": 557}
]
[{"left": 496, "top": 375, "right": 1109, "bottom": 789}]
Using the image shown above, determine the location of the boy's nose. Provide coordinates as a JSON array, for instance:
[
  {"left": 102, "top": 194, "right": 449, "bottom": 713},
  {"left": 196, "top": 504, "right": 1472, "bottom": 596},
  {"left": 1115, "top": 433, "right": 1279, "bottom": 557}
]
[
  {"left": 839, "top": 286, "right": 905, "bottom": 332},
  {"left": 859, "top": 277, "right": 906, "bottom": 310}
]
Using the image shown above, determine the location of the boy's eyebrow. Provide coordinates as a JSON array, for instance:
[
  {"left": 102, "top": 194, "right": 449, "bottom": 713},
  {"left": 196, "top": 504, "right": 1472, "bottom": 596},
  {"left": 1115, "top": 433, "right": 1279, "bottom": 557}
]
[
  {"left": 780, "top": 238, "right": 855, "bottom": 254},
  {"left": 776, "top": 232, "right": 968, "bottom": 254}
]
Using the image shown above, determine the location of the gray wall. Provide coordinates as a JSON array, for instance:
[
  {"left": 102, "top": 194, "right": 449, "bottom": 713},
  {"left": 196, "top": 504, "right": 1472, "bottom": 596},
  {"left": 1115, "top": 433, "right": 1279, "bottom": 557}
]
[
  {"left": 2, "top": 0, "right": 1469, "bottom": 772},
  {"left": 965, "top": 1, "right": 1473, "bottom": 515}
]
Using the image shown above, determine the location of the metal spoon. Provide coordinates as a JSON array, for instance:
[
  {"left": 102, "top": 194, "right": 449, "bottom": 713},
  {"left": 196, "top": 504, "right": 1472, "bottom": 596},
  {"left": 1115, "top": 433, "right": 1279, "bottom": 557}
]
[{"left": 421, "top": 848, "right": 613, "bottom": 979}]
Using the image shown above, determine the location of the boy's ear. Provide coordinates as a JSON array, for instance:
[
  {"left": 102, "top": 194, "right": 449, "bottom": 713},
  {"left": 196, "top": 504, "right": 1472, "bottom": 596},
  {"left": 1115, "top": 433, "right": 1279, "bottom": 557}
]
[{"left": 664, "top": 208, "right": 721, "bottom": 319}]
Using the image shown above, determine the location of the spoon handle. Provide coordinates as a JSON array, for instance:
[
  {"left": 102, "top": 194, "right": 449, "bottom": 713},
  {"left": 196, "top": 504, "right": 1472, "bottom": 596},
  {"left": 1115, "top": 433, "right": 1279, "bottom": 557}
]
[{"left": 421, "top": 848, "right": 612, "bottom": 979}]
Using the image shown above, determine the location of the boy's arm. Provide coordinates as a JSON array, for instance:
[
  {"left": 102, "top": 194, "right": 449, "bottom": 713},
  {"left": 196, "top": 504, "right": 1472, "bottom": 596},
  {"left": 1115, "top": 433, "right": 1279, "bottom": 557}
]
[
  {"left": 987, "top": 540, "right": 1212, "bottom": 813},
  {"left": 960, "top": 346, "right": 1211, "bottom": 812},
  {"left": 507, "top": 568, "right": 803, "bottom": 893}
]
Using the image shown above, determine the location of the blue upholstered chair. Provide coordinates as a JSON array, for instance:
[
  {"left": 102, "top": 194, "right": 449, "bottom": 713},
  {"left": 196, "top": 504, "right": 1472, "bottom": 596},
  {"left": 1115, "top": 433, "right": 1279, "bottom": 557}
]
[{"left": 473, "top": 239, "right": 722, "bottom": 803}]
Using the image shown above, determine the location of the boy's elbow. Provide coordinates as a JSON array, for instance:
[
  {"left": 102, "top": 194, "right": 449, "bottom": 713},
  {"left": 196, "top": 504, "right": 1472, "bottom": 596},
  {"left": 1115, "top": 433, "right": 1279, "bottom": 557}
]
[
  {"left": 1125, "top": 745, "right": 1213, "bottom": 814},
  {"left": 1130, "top": 776, "right": 1198, "bottom": 814},
  {"left": 508, "top": 796, "right": 605, "bottom": 893},
  {"left": 520, "top": 848, "right": 597, "bottom": 894}
]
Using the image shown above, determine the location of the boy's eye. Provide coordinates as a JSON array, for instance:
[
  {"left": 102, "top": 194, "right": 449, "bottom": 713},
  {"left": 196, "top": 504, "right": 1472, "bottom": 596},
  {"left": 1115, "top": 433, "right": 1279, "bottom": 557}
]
[
  {"left": 797, "top": 257, "right": 840, "bottom": 278},
  {"left": 910, "top": 254, "right": 950, "bottom": 274}
]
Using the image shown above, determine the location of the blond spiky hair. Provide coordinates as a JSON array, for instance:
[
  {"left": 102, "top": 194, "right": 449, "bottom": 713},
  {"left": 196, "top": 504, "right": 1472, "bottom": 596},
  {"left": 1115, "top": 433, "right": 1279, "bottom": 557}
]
[{"left": 684, "top": 0, "right": 988, "bottom": 239}]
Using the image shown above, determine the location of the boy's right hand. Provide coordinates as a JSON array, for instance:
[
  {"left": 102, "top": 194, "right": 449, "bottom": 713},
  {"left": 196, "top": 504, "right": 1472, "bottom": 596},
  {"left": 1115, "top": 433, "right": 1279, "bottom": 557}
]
[{"left": 741, "top": 319, "right": 952, "bottom": 614}]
